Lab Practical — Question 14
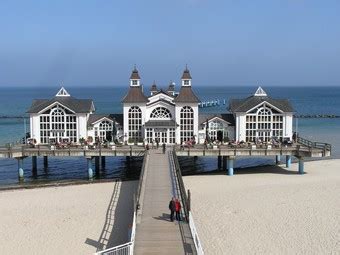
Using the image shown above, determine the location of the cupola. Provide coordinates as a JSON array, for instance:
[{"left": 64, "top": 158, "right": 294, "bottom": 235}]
[
  {"left": 181, "top": 65, "right": 192, "bottom": 87},
  {"left": 130, "top": 66, "right": 141, "bottom": 87}
]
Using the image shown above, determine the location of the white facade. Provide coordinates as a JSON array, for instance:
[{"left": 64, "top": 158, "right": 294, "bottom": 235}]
[
  {"left": 28, "top": 79, "right": 294, "bottom": 146},
  {"left": 232, "top": 88, "right": 294, "bottom": 143},
  {"left": 122, "top": 68, "right": 200, "bottom": 145}
]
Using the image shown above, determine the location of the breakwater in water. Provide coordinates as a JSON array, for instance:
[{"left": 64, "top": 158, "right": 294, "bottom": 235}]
[{"left": 294, "top": 114, "right": 340, "bottom": 118}]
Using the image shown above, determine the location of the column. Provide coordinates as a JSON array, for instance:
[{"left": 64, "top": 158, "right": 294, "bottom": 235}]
[
  {"left": 228, "top": 156, "right": 234, "bottom": 176},
  {"left": 17, "top": 158, "right": 24, "bottom": 180},
  {"left": 32, "top": 156, "right": 37, "bottom": 171},
  {"left": 95, "top": 156, "right": 100, "bottom": 172},
  {"left": 298, "top": 157, "right": 304, "bottom": 175},
  {"left": 43, "top": 156, "right": 48, "bottom": 168},
  {"left": 286, "top": 155, "right": 291, "bottom": 168},
  {"left": 222, "top": 156, "right": 227, "bottom": 171},
  {"left": 218, "top": 156, "right": 222, "bottom": 170},
  {"left": 101, "top": 156, "right": 106, "bottom": 169},
  {"left": 87, "top": 157, "right": 93, "bottom": 179},
  {"left": 276, "top": 155, "right": 281, "bottom": 165}
]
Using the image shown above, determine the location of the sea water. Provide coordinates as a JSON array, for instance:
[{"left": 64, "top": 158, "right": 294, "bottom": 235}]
[{"left": 0, "top": 86, "right": 339, "bottom": 186}]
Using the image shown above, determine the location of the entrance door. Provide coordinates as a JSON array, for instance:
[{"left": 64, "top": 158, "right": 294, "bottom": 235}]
[
  {"left": 50, "top": 131, "right": 64, "bottom": 143},
  {"left": 155, "top": 129, "right": 168, "bottom": 144},
  {"left": 257, "top": 131, "right": 270, "bottom": 142}
]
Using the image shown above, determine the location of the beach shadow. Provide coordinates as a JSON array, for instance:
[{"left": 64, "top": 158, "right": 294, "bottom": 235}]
[
  {"left": 153, "top": 213, "right": 172, "bottom": 222},
  {"left": 191, "top": 165, "right": 303, "bottom": 176},
  {"left": 235, "top": 165, "right": 303, "bottom": 175},
  {"left": 85, "top": 180, "right": 137, "bottom": 252}
]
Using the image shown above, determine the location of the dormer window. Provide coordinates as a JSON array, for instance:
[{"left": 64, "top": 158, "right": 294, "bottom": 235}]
[
  {"left": 184, "top": 80, "right": 190, "bottom": 86},
  {"left": 132, "top": 80, "right": 138, "bottom": 86}
]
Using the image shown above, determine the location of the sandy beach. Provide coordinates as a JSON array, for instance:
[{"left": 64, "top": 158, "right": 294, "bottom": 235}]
[
  {"left": 0, "top": 180, "right": 137, "bottom": 255},
  {"left": 184, "top": 159, "right": 340, "bottom": 255}
]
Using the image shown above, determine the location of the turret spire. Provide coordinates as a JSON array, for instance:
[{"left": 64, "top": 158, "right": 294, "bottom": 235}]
[
  {"left": 181, "top": 65, "right": 192, "bottom": 87},
  {"left": 130, "top": 65, "right": 141, "bottom": 87}
]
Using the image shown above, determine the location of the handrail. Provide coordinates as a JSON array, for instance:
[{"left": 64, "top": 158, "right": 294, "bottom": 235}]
[
  {"left": 297, "top": 136, "right": 332, "bottom": 152},
  {"left": 135, "top": 151, "right": 148, "bottom": 210},
  {"left": 95, "top": 151, "right": 148, "bottom": 255},
  {"left": 170, "top": 149, "right": 204, "bottom": 255},
  {"left": 171, "top": 149, "right": 190, "bottom": 221}
]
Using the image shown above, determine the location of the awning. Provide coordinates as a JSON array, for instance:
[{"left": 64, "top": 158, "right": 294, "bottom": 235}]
[{"left": 144, "top": 120, "right": 178, "bottom": 128}]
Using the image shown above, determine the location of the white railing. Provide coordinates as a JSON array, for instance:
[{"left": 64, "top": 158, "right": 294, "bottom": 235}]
[
  {"left": 95, "top": 211, "right": 136, "bottom": 255},
  {"left": 189, "top": 211, "right": 204, "bottom": 255},
  {"left": 95, "top": 152, "right": 148, "bottom": 255}
]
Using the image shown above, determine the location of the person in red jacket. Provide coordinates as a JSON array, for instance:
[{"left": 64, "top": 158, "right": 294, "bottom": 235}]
[{"left": 175, "top": 198, "right": 181, "bottom": 221}]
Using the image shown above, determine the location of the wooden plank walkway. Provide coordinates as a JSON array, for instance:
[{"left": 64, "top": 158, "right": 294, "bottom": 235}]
[{"left": 134, "top": 148, "right": 196, "bottom": 255}]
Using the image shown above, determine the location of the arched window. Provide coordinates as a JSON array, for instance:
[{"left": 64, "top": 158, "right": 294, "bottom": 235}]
[
  {"left": 180, "top": 106, "right": 194, "bottom": 143},
  {"left": 209, "top": 120, "right": 225, "bottom": 142},
  {"left": 256, "top": 107, "right": 272, "bottom": 142},
  {"left": 150, "top": 107, "right": 172, "bottom": 119},
  {"left": 128, "top": 106, "right": 142, "bottom": 141},
  {"left": 51, "top": 107, "right": 65, "bottom": 131},
  {"left": 98, "top": 120, "right": 112, "bottom": 141}
]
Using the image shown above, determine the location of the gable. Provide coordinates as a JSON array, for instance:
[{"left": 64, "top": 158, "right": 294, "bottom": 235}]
[
  {"left": 246, "top": 101, "right": 284, "bottom": 114},
  {"left": 38, "top": 101, "right": 76, "bottom": 114}
]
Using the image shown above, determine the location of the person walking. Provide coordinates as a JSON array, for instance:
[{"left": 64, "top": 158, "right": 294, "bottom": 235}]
[
  {"left": 168, "top": 197, "right": 176, "bottom": 222},
  {"left": 175, "top": 198, "right": 181, "bottom": 221},
  {"left": 162, "top": 143, "right": 166, "bottom": 154}
]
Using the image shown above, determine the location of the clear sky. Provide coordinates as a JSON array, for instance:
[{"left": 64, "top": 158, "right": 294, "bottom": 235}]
[{"left": 0, "top": 0, "right": 339, "bottom": 87}]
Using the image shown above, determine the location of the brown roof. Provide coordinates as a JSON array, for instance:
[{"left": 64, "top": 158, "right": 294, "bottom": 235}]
[
  {"left": 130, "top": 68, "right": 141, "bottom": 80},
  {"left": 181, "top": 68, "right": 192, "bottom": 79},
  {"left": 173, "top": 87, "right": 200, "bottom": 103},
  {"left": 150, "top": 83, "right": 158, "bottom": 92},
  {"left": 122, "top": 87, "right": 149, "bottom": 103}
]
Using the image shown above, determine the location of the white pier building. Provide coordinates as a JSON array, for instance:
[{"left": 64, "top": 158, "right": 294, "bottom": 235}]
[{"left": 27, "top": 67, "right": 294, "bottom": 145}]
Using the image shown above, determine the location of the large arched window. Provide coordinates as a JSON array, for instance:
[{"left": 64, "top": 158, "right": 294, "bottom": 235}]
[
  {"left": 128, "top": 106, "right": 142, "bottom": 141},
  {"left": 257, "top": 108, "right": 272, "bottom": 130},
  {"left": 40, "top": 105, "right": 77, "bottom": 143},
  {"left": 98, "top": 120, "right": 112, "bottom": 141},
  {"left": 180, "top": 106, "right": 194, "bottom": 143},
  {"left": 150, "top": 107, "right": 172, "bottom": 119},
  {"left": 51, "top": 107, "right": 65, "bottom": 131}
]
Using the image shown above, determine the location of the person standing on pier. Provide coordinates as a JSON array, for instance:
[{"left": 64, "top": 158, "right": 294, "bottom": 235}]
[
  {"left": 169, "top": 197, "right": 176, "bottom": 222},
  {"left": 162, "top": 143, "right": 166, "bottom": 154},
  {"left": 175, "top": 199, "right": 181, "bottom": 221}
]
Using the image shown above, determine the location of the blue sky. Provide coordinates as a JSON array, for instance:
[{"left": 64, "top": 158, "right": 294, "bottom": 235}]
[{"left": 0, "top": 0, "right": 339, "bottom": 87}]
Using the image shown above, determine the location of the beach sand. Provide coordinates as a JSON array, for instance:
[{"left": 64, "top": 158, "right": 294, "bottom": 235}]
[
  {"left": 183, "top": 159, "right": 340, "bottom": 255},
  {"left": 0, "top": 180, "right": 137, "bottom": 255}
]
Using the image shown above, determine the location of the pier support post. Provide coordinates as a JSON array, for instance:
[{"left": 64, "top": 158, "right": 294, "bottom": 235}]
[
  {"left": 222, "top": 156, "right": 227, "bottom": 171},
  {"left": 95, "top": 156, "right": 100, "bottom": 172},
  {"left": 17, "top": 158, "right": 24, "bottom": 180},
  {"left": 87, "top": 157, "right": 93, "bottom": 179},
  {"left": 101, "top": 156, "right": 106, "bottom": 169},
  {"left": 286, "top": 155, "right": 291, "bottom": 168},
  {"left": 298, "top": 157, "right": 305, "bottom": 175},
  {"left": 43, "top": 156, "right": 48, "bottom": 168},
  {"left": 227, "top": 157, "right": 235, "bottom": 176},
  {"left": 32, "top": 156, "right": 37, "bottom": 172},
  {"left": 218, "top": 156, "right": 222, "bottom": 170},
  {"left": 276, "top": 155, "right": 281, "bottom": 165}
]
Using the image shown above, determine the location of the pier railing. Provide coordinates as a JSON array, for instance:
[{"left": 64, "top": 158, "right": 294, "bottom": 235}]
[
  {"left": 297, "top": 137, "right": 331, "bottom": 155},
  {"left": 95, "top": 152, "right": 149, "bottom": 255},
  {"left": 171, "top": 149, "right": 204, "bottom": 255}
]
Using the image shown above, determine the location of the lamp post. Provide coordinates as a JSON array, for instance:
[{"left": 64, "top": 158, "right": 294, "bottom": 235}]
[{"left": 23, "top": 116, "right": 27, "bottom": 144}]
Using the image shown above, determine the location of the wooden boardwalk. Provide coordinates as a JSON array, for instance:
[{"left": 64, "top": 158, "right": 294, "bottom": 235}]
[{"left": 134, "top": 148, "right": 196, "bottom": 255}]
